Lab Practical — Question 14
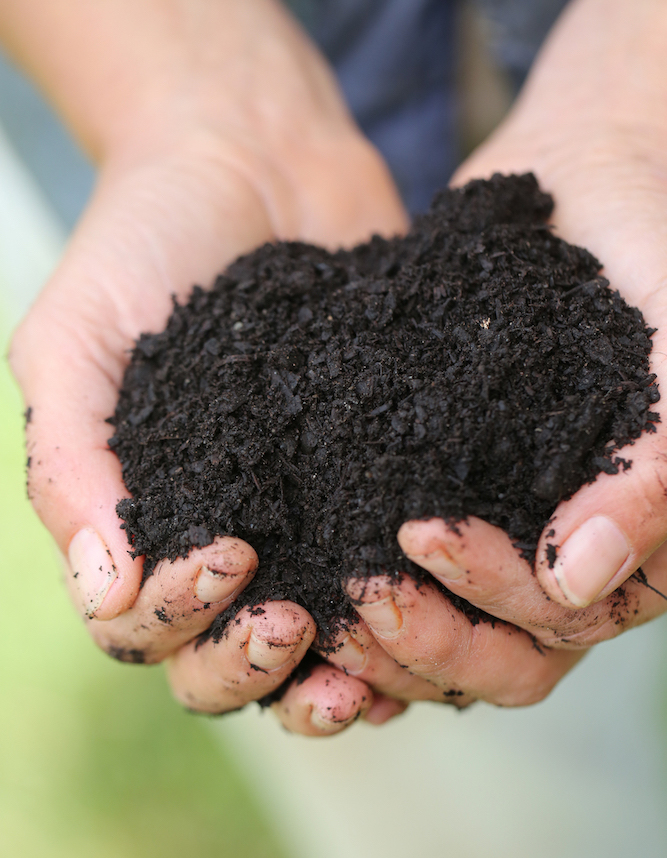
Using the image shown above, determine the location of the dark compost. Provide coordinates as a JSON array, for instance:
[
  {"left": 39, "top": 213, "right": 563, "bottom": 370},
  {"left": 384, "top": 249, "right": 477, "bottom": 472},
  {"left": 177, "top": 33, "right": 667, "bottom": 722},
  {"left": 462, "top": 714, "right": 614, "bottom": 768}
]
[{"left": 108, "top": 173, "right": 660, "bottom": 645}]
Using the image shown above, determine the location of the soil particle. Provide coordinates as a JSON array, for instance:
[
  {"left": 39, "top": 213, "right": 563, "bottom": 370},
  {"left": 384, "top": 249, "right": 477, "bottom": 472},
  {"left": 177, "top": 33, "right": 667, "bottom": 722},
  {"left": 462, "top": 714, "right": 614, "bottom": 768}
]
[
  {"left": 631, "top": 568, "right": 667, "bottom": 603},
  {"left": 545, "top": 543, "right": 558, "bottom": 568},
  {"left": 607, "top": 586, "right": 635, "bottom": 630},
  {"left": 108, "top": 174, "right": 659, "bottom": 647},
  {"left": 154, "top": 607, "right": 172, "bottom": 624}
]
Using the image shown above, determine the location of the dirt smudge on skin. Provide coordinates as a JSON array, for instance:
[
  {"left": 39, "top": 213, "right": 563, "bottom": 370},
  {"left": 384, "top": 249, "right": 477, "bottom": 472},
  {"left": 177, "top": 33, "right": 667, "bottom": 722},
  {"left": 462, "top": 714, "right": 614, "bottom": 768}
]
[{"left": 106, "top": 646, "right": 147, "bottom": 664}]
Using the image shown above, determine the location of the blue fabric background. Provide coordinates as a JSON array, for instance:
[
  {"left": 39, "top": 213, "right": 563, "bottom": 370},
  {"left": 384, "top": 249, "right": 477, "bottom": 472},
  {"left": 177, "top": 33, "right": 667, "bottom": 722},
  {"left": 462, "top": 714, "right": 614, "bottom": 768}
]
[{"left": 0, "top": 0, "right": 569, "bottom": 224}]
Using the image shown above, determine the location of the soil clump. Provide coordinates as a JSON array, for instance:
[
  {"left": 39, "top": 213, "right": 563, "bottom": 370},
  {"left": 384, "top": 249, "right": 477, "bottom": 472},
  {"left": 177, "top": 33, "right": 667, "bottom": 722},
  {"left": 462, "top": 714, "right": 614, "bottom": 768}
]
[{"left": 109, "top": 174, "right": 660, "bottom": 645}]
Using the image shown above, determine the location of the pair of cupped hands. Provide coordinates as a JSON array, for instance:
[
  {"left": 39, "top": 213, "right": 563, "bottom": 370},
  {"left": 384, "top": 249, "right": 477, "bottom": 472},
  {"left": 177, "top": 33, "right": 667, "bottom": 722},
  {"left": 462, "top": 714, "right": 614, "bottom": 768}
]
[{"left": 11, "top": 41, "right": 667, "bottom": 739}]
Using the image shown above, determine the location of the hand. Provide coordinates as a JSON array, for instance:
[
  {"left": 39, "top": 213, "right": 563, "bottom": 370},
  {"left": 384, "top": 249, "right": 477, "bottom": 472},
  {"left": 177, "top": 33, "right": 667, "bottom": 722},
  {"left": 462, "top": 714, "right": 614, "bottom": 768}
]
[
  {"left": 312, "top": 515, "right": 664, "bottom": 714},
  {"left": 6, "top": 0, "right": 407, "bottom": 730},
  {"left": 451, "top": 0, "right": 667, "bottom": 617},
  {"left": 272, "top": 0, "right": 667, "bottom": 724}
]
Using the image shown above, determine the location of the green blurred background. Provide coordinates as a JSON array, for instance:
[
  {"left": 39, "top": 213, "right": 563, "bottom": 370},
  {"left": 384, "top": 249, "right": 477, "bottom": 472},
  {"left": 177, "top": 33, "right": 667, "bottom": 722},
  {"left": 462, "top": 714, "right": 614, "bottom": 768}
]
[
  {"left": 0, "top": 315, "right": 288, "bottom": 857},
  {"left": 3, "top": 32, "right": 667, "bottom": 857}
]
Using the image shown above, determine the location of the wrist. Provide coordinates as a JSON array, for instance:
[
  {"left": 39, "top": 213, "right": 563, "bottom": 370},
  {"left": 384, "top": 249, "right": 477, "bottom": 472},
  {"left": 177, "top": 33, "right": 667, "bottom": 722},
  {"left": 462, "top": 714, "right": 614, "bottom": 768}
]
[
  {"left": 509, "top": 0, "right": 667, "bottom": 141},
  {"left": 2, "top": 0, "right": 404, "bottom": 246},
  {"left": 76, "top": 1, "right": 379, "bottom": 242},
  {"left": 1, "top": 0, "right": 357, "bottom": 168},
  {"left": 457, "top": 0, "right": 667, "bottom": 186}
]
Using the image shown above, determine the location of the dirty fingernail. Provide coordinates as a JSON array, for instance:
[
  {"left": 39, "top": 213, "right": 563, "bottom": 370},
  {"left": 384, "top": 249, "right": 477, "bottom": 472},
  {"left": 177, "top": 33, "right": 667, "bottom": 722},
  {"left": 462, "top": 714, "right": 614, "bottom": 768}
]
[
  {"left": 356, "top": 593, "right": 402, "bottom": 639},
  {"left": 405, "top": 548, "right": 465, "bottom": 581},
  {"left": 552, "top": 516, "right": 631, "bottom": 607},
  {"left": 310, "top": 708, "right": 358, "bottom": 734},
  {"left": 68, "top": 528, "right": 118, "bottom": 618},
  {"left": 195, "top": 566, "right": 239, "bottom": 604},
  {"left": 246, "top": 631, "right": 301, "bottom": 671},
  {"left": 335, "top": 634, "right": 368, "bottom": 675}
]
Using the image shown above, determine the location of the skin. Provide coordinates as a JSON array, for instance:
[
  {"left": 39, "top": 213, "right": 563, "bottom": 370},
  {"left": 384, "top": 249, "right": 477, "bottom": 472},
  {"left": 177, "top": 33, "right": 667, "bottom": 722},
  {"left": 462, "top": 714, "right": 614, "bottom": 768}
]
[
  {"left": 5, "top": 0, "right": 406, "bottom": 733},
  {"left": 6, "top": 0, "right": 667, "bottom": 734},
  {"left": 319, "top": 0, "right": 667, "bottom": 718}
]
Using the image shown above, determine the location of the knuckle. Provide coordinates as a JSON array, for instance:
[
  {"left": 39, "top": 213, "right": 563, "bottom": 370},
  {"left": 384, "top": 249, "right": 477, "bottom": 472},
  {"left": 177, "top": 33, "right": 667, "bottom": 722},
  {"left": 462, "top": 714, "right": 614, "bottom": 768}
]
[
  {"left": 467, "top": 578, "right": 528, "bottom": 615},
  {"left": 530, "top": 597, "right": 616, "bottom": 648},
  {"left": 538, "top": 633, "right": 591, "bottom": 650},
  {"left": 425, "top": 653, "right": 459, "bottom": 683},
  {"left": 539, "top": 588, "right": 641, "bottom": 648},
  {"left": 548, "top": 617, "right": 621, "bottom": 648},
  {"left": 399, "top": 636, "right": 465, "bottom": 685}
]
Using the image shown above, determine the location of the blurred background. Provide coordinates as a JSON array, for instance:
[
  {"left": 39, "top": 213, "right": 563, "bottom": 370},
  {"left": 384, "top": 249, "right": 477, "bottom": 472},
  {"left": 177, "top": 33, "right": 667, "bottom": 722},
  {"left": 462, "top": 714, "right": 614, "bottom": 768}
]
[
  {"left": 0, "top": 113, "right": 287, "bottom": 858},
  {"left": 2, "top": 4, "right": 667, "bottom": 857}
]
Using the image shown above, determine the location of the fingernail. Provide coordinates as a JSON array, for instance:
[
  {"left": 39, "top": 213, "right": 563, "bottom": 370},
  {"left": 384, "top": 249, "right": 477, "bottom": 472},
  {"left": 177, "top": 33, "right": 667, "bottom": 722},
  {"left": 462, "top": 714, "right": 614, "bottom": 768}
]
[
  {"left": 246, "top": 631, "right": 300, "bottom": 671},
  {"left": 552, "top": 516, "right": 631, "bottom": 607},
  {"left": 335, "top": 634, "right": 368, "bottom": 675},
  {"left": 68, "top": 528, "right": 118, "bottom": 618},
  {"left": 310, "top": 709, "right": 358, "bottom": 734},
  {"left": 195, "top": 566, "right": 238, "bottom": 604},
  {"left": 357, "top": 592, "right": 402, "bottom": 639},
  {"left": 405, "top": 548, "right": 465, "bottom": 581}
]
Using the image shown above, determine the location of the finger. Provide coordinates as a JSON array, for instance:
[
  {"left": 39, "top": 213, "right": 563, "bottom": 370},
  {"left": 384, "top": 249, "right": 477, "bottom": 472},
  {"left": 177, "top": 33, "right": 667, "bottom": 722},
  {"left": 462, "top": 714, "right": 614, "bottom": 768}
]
[
  {"left": 167, "top": 602, "right": 315, "bottom": 714},
  {"left": 533, "top": 395, "right": 667, "bottom": 608},
  {"left": 9, "top": 161, "right": 276, "bottom": 622},
  {"left": 448, "top": 115, "right": 667, "bottom": 613},
  {"left": 319, "top": 619, "right": 464, "bottom": 704},
  {"left": 346, "top": 575, "right": 583, "bottom": 707},
  {"left": 78, "top": 536, "right": 258, "bottom": 664},
  {"left": 363, "top": 694, "right": 409, "bottom": 726},
  {"left": 271, "top": 664, "right": 373, "bottom": 736},
  {"left": 399, "top": 517, "right": 667, "bottom": 648},
  {"left": 20, "top": 339, "right": 146, "bottom": 621}
]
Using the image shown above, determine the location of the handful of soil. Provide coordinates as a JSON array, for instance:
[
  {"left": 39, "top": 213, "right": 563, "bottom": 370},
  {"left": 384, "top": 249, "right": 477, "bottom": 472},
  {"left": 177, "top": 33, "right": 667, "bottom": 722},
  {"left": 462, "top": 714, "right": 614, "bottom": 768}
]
[{"left": 109, "top": 173, "right": 659, "bottom": 645}]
